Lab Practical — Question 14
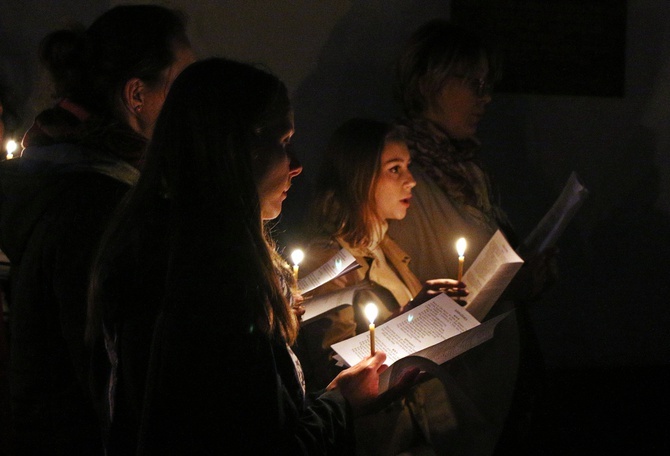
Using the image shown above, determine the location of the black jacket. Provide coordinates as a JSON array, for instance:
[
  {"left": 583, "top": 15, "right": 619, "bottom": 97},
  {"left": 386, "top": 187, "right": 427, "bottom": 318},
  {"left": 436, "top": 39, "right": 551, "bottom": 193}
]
[
  {"left": 92, "top": 195, "right": 356, "bottom": 455},
  {"left": 0, "top": 142, "right": 138, "bottom": 455}
]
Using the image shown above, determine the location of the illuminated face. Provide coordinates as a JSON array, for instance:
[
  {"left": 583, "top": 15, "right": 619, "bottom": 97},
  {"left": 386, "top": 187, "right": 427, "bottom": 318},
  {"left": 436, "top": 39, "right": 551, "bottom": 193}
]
[
  {"left": 423, "top": 60, "right": 492, "bottom": 140},
  {"left": 256, "top": 112, "right": 302, "bottom": 220},
  {"left": 373, "top": 140, "right": 416, "bottom": 221}
]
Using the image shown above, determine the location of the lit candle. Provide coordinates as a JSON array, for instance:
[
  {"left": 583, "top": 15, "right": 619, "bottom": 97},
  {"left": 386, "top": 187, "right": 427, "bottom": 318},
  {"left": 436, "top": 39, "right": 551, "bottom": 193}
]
[
  {"left": 456, "top": 237, "right": 466, "bottom": 282},
  {"left": 290, "top": 248, "right": 304, "bottom": 282},
  {"left": 364, "top": 303, "right": 378, "bottom": 356},
  {"left": 5, "top": 139, "right": 17, "bottom": 160}
]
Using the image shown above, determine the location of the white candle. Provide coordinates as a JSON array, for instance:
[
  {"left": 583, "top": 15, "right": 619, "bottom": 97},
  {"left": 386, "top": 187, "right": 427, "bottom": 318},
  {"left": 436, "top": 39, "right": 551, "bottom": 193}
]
[
  {"left": 364, "top": 303, "right": 378, "bottom": 356},
  {"left": 290, "top": 249, "right": 304, "bottom": 282},
  {"left": 456, "top": 237, "right": 466, "bottom": 282}
]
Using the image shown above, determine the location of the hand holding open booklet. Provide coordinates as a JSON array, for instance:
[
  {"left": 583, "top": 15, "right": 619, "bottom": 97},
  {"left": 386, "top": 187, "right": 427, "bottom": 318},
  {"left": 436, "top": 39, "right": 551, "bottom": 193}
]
[
  {"left": 299, "top": 229, "right": 523, "bottom": 324},
  {"left": 331, "top": 293, "right": 479, "bottom": 367},
  {"left": 329, "top": 292, "right": 514, "bottom": 393}
]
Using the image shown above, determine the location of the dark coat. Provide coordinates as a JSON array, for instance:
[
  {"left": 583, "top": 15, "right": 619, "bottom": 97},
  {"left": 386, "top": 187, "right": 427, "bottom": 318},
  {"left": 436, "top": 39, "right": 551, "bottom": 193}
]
[
  {"left": 93, "top": 195, "right": 356, "bottom": 455},
  {"left": 0, "top": 142, "right": 137, "bottom": 455}
]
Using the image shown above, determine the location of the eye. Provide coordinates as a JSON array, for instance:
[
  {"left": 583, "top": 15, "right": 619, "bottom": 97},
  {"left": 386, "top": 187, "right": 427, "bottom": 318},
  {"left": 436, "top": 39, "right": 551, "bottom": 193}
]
[{"left": 389, "top": 165, "right": 400, "bottom": 174}]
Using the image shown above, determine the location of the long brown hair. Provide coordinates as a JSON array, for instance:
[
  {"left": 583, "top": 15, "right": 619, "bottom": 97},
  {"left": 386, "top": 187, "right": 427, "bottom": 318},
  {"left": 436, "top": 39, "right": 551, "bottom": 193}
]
[
  {"left": 88, "top": 59, "right": 299, "bottom": 345},
  {"left": 309, "top": 118, "right": 403, "bottom": 248}
]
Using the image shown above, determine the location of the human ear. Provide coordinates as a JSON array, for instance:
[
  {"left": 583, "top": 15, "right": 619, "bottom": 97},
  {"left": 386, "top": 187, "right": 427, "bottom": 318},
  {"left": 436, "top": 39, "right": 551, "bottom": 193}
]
[{"left": 122, "top": 78, "right": 145, "bottom": 115}]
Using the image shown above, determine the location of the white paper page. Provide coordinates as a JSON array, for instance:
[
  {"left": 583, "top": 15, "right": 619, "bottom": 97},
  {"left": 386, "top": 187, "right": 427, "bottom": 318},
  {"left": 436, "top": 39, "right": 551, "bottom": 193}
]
[
  {"left": 517, "top": 171, "right": 589, "bottom": 258},
  {"left": 301, "top": 283, "right": 368, "bottom": 324},
  {"left": 462, "top": 230, "right": 524, "bottom": 321},
  {"left": 331, "top": 293, "right": 479, "bottom": 367},
  {"left": 377, "top": 311, "right": 512, "bottom": 392},
  {"left": 412, "top": 311, "right": 509, "bottom": 365},
  {"left": 297, "top": 249, "right": 358, "bottom": 293}
]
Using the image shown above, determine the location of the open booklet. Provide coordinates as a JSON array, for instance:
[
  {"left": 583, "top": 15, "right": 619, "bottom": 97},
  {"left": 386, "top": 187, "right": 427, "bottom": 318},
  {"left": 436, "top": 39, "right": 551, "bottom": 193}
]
[
  {"left": 296, "top": 248, "right": 359, "bottom": 294},
  {"left": 461, "top": 230, "right": 524, "bottom": 321},
  {"left": 376, "top": 310, "right": 512, "bottom": 394},
  {"left": 299, "top": 229, "right": 523, "bottom": 325},
  {"left": 300, "top": 282, "right": 370, "bottom": 324},
  {"left": 330, "top": 292, "right": 514, "bottom": 392},
  {"left": 517, "top": 170, "right": 589, "bottom": 259}
]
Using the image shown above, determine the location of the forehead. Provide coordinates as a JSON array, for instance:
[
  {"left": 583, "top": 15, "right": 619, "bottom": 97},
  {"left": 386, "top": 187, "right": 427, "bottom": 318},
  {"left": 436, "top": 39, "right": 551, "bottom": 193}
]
[
  {"left": 381, "top": 140, "right": 410, "bottom": 161},
  {"left": 452, "top": 54, "right": 489, "bottom": 77},
  {"left": 255, "top": 109, "right": 294, "bottom": 138}
]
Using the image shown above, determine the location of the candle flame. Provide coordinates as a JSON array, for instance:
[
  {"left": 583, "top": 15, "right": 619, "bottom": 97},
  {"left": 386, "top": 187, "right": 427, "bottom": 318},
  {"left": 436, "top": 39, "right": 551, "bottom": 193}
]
[
  {"left": 6, "top": 140, "right": 17, "bottom": 154},
  {"left": 290, "top": 249, "right": 304, "bottom": 266},
  {"left": 6, "top": 139, "right": 18, "bottom": 159},
  {"left": 364, "top": 303, "right": 378, "bottom": 324},
  {"left": 456, "top": 237, "right": 466, "bottom": 257}
]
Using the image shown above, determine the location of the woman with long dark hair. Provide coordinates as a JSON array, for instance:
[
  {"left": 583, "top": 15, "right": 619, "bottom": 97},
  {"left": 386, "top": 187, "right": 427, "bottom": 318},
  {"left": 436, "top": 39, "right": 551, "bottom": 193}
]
[{"left": 87, "top": 58, "right": 389, "bottom": 455}]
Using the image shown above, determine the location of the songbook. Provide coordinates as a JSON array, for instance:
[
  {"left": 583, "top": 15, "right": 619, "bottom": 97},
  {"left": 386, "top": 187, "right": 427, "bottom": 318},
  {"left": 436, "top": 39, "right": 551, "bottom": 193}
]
[
  {"left": 330, "top": 293, "right": 514, "bottom": 392},
  {"left": 300, "top": 282, "right": 370, "bottom": 324},
  {"left": 299, "top": 230, "right": 522, "bottom": 325},
  {"left": 517, "top": 171, "right": 589, "bottom": 259},
  {"left": 297, "top": 248, "right": 359, "bottom": 293},
  {"left": 461, "top": 230, "right": 524, "bottom": 321},
  {"left": 331, "top": 293, "right": 480, "bottom": 367},
  {"left": 376, "top": 311, "right": 512, "bottom": 393}
]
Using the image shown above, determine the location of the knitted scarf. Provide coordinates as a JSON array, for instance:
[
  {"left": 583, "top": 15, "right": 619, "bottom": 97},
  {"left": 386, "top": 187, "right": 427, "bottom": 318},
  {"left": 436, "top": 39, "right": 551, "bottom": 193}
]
[
  {"left": 21, "top": 98, "right": 147, "bottom": 169},
  {"left": 395, "top": 117, "right": 509, "bottom": 232}
]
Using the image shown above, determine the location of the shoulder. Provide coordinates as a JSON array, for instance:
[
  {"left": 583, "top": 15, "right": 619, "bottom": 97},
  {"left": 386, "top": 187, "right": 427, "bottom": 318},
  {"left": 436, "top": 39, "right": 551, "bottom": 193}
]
[
  {"left": 381, "top": 235, "right": 410, "bottom": 259},
  {"left": 301, "top": 236, "right": 341, "bottom": 276}
]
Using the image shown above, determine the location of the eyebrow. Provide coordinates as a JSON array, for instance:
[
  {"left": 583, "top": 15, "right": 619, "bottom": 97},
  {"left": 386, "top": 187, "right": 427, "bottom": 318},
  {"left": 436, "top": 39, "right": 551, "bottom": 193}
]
[{"left": 381, "top": 156, "right": 408, "bottom": 166}]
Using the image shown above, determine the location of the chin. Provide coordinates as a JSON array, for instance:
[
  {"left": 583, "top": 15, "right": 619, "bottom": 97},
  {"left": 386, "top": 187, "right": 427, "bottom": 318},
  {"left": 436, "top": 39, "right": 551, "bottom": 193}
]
[
  {"left": 261, "top": 208, "right": 282, "bottom": 221},
  {"left": 393, "top": 210, "right": 408, "bottom": 220}
]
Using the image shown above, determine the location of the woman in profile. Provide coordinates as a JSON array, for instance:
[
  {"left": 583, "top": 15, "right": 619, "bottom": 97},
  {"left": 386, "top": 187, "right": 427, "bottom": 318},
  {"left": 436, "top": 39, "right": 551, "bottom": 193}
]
[
  {"left": 297, "top": 118, "right": 466, "bottom": 455},
  {"left": 389, "top": 19, "right": 556, "bottom": 454},
  {"left": 87, "top": 58, "right": 389, "bottom": 455}
]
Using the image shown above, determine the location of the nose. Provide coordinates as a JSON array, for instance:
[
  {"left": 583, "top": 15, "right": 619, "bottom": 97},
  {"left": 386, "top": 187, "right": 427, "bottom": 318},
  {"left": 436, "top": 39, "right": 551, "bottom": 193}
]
[
  {"left": 405, "top": 170, "right": 416, "bottom": 189},
  {"left": 288, "top": 152, "right": 303, "bottom": 177}
]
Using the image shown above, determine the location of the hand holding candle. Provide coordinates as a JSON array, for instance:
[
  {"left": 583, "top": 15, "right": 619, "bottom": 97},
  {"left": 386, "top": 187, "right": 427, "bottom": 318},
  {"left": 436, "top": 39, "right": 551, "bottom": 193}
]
[
  {"left": 364, "top": 303, "right": 378, "bottom": 356},
  {"left": 290, "top": 248, "right": 304, "bottom": 282},
  {"left": 456, "top": 237, "right": 466, "bottom": 283}
]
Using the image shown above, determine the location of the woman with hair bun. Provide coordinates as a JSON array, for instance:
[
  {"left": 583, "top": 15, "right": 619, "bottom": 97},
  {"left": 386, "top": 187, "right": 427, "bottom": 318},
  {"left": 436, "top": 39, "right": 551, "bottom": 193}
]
[{"left": 0, "top": 5, "right": 195, "bottom": 454}]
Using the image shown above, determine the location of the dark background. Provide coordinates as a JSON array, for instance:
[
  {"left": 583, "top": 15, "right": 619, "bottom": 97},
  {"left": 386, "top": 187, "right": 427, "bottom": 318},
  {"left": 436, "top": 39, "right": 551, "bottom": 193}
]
[{"left": 1, "top": 1, "right": 668, "bottom": 454}]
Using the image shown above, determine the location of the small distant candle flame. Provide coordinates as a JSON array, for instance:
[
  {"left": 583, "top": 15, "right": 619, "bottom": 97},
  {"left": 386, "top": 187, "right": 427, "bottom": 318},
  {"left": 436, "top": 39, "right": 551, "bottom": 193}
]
[{"left": 6, "top": 139, "right": 17, "bottom": 159}]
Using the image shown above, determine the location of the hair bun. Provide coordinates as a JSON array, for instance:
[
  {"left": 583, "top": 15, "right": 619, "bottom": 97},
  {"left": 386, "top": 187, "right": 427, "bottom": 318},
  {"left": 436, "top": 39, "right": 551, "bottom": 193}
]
[{"left": 39, "top": 26, "right": 87, "bottom": 92}]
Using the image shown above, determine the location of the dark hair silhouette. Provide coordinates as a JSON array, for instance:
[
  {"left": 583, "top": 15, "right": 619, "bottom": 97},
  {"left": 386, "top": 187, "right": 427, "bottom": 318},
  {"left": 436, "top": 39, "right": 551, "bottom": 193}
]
[
  {"left": 39, "top": 4, "right": 189, "bottom": 119},
  {"left": 88, "top": 58, "right": 298, "bottom": 345},
  {"left": 395, "top": 19, "right": 501, "bottom": 117}
]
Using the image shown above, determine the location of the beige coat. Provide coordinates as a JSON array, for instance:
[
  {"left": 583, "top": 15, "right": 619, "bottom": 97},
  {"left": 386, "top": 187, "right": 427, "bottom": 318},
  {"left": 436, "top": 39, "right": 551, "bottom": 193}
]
[{"left": 294, "top": 233, "right": 422, "bottom": 392}]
